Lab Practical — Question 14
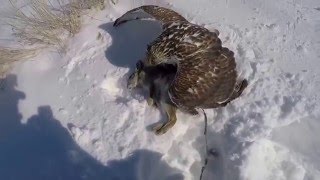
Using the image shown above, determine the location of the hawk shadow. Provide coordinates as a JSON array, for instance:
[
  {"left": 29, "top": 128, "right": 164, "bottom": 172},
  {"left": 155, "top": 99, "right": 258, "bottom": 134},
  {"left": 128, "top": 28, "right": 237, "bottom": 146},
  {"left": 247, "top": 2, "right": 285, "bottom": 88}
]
[
  {"left": 99, "top": 20, "right": 164, "bottom": 106},
  {"left": 99, "top": 20, "right": 162, "bottom": 70}
]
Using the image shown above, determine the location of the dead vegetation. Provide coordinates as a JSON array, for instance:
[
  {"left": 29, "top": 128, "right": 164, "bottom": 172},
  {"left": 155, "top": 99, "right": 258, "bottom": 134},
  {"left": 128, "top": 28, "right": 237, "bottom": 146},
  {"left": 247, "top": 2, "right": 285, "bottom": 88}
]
[
  {"left": 0, "top": 47, "right": 39, "bottom": 77},
  {"left": 0, "top": 0, "right": 113, "bottom": 77},
  {"left": 7, "top": 0, "right": 81, "bottom": 47}
]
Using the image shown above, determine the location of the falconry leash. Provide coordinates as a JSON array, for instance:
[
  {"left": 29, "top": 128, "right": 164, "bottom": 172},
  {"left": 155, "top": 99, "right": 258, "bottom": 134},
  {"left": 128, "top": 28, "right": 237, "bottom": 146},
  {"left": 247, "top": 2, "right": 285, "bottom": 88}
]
[{"left": 200, "top": 108, "right": 208, "bottom": 180}]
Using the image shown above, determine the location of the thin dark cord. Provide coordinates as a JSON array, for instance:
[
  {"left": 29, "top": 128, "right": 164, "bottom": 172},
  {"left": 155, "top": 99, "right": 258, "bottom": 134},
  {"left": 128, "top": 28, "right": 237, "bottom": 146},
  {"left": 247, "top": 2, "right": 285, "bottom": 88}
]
[{"left": 199, "top": 108, "right": 208, "bottom": 180}]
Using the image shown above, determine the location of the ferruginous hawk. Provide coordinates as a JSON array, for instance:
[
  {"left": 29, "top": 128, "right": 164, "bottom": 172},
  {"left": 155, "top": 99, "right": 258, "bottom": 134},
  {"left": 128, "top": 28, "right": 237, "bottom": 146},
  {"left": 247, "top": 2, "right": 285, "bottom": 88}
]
[{"left": 114, "top": 5, "right": 247, "bottom": 114}]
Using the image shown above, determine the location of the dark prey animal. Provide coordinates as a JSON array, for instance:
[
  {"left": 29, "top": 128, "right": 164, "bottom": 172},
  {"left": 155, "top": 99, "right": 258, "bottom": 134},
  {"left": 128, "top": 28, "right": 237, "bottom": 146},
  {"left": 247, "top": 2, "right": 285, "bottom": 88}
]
[{"left": 127, "top": 60, "right": 178, "bottom": 135}]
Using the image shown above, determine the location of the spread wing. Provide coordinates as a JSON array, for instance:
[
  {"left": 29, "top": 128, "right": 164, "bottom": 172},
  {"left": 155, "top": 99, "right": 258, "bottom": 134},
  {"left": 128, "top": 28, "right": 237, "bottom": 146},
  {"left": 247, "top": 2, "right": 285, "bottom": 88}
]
[{"left": 113, "top": 5, "right": 188, "bottom": 27}]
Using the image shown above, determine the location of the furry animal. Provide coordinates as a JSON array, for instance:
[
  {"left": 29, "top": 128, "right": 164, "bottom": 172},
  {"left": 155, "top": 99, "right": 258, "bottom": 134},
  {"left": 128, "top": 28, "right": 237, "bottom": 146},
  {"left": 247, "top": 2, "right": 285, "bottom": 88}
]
[
  {"left": 116, "top": 5, "right": 247, "bottom": 114},
  {"left": 127, "top": 60, "right": 178, "bottom": 135}
]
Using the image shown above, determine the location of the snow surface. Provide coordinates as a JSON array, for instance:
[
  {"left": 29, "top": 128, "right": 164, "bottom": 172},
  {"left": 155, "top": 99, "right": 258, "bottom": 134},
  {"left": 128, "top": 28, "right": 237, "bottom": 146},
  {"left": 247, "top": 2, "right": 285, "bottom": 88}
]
[{"left": 1, "top": 0, "right": 320, "bottom": 179}]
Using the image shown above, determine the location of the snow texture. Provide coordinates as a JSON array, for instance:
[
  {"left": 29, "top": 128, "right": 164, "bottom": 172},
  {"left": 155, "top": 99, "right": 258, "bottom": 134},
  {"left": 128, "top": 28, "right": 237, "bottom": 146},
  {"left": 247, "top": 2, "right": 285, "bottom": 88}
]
[{"left": 1, "top": 0, "right": 320, "bottom": 180}]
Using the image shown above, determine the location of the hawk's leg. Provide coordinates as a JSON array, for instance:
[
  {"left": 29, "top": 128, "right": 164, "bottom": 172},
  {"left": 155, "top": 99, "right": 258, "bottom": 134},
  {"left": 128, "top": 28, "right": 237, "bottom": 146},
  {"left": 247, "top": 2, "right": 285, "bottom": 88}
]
[{"left": 152, "top": 103, "right": 177, "bottom": 135}]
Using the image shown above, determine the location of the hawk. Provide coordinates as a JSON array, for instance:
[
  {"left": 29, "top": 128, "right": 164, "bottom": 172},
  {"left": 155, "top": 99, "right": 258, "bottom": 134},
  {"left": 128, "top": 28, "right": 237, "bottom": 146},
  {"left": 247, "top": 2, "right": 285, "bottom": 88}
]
[{"left": 114, "top": 5, "right": 247, "bottom": 114}]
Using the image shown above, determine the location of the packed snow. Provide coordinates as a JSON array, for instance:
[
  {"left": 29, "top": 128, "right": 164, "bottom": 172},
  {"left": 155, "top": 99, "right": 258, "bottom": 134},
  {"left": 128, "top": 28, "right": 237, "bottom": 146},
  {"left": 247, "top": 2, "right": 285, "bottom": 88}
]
[{"left": 1, "top": 0, "right": 320, "bottom": 179}]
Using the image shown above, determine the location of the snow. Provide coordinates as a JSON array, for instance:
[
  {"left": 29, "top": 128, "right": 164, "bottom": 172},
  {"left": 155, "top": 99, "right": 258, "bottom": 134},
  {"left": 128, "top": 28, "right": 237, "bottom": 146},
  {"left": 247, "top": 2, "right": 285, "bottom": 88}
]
[{"left": 1, "top": 0, "right": 320, "bottom": 180}]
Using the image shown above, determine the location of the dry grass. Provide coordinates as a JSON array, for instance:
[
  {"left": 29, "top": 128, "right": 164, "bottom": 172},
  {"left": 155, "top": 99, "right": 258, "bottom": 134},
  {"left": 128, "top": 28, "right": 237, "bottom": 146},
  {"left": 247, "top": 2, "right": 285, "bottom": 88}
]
[
  {"left": 0, "top": 47, "right": 39, "bottom": 77},
  {"left": 5, "top": 0, "right": 112, "bottom": 47},
  {"left": 0, "top": 0, "right": 115, "bottom": 77},
  {"left": 6, "top": 0, "right": 81, "bottom": 47},
  {"left": 74, "top": 0, "right": 106, "bottom": 10}
]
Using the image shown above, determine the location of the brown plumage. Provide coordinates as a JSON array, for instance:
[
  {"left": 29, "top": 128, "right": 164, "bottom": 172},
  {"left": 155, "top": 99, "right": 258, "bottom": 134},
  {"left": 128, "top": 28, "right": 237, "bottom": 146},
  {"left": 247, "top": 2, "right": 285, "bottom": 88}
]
[{"left": 115, "top": 5, "right": 247, "bottom": 114}]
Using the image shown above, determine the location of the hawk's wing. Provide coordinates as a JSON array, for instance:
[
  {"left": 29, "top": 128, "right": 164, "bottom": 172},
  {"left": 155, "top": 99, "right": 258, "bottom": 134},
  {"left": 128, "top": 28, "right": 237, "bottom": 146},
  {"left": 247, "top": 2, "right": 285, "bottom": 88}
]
[
  {"left": 145, "top": 21, "right": 221, "bottom": 65},
  {"left": 168, "top": 48, "right": 237, "bottom": 110},
  {"left": 143, "top": 21, "right": 236, "bottom": 110},
  {"left": 113, "top": 5, "right": 188, "bottom": 27}
]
